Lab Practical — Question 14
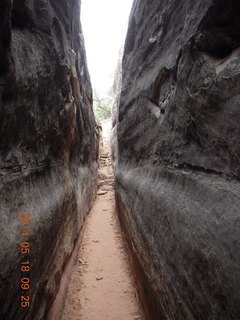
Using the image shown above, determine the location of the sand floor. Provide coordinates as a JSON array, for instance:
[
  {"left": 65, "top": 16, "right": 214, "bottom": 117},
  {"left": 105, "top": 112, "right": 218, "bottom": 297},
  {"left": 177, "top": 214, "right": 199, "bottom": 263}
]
[{"left": 61, "top": 120, "right": 144, "bottom": 320}]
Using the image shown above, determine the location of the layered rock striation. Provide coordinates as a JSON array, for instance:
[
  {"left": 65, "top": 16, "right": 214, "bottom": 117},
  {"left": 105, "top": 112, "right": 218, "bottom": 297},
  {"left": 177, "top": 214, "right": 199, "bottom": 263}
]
[
  {"left": 114, "top": 1, "right": 240, "bottom": 319},
  {"left": 0, "top": 1, "right": 98, "bottom": 319}
]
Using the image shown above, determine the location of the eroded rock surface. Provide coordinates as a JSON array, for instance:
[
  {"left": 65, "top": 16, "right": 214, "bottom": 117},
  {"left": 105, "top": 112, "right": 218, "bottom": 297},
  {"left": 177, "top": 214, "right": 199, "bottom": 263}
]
[
  {"left": 0, "top": 1, "right": 98, "bottom": 319},
  {"left": 114, "top": 1, "right": 240, "bottom": 319}
]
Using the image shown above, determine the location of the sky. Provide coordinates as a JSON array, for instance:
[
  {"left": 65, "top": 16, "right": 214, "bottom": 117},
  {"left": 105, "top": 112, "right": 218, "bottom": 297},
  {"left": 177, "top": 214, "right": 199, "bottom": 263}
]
[{"left": 81, "top": 0, "right": 133, "bottom": 96}]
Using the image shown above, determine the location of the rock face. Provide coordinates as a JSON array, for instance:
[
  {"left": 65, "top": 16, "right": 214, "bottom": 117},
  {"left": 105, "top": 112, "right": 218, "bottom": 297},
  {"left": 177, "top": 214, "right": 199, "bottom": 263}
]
[
  {"left": 0, "top": 1, "right": 98, "bottom": 319},
  {"left": 115, "top": 0, "right": 240, "bottom": 319},
  {"left": 112, "top": 46, "right": 123, "bottom": 169}
]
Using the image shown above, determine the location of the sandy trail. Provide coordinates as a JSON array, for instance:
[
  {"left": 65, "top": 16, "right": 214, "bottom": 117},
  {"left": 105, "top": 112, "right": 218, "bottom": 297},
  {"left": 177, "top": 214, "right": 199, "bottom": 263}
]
[{"left": 62, "top": 120, "right": 143, "bottom": 320}]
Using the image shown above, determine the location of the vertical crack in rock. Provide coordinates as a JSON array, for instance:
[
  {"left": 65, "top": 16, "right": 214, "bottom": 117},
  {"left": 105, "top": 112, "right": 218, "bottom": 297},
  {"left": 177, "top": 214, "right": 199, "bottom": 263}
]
[
  {"left": 114, "top": 0, "right": 240, "bottom": 319},
  {"left": 0, "top": 1, "right": 98, "bottom": 319}
]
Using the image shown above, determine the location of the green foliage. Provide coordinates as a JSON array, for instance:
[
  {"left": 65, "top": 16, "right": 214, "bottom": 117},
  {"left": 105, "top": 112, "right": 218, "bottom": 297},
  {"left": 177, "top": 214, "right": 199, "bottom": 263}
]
[{"left": 93, "top": 89, "right": 112, "bottom": 123}]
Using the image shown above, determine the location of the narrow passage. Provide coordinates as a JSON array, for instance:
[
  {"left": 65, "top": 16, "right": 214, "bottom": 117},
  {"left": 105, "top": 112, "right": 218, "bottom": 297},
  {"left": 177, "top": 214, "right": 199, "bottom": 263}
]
[{"left": 62, "top": 120, "right": 143, "bottom": 320}]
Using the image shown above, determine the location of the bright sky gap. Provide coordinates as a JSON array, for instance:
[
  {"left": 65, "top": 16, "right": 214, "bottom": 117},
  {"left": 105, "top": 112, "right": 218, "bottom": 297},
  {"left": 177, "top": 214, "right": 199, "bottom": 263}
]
[{"left": 81, "top": 0, "right": 133, "bottom": 96}]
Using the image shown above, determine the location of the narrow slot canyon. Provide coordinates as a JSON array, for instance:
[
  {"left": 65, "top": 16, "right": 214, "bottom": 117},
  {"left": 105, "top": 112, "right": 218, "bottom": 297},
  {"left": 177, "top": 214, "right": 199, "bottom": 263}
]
[
  {"left": 1, "top": 1, "right": 240, "bottom": 320},
  {"left": 60, "top": 121, "right": 143, "bottom": 320}
]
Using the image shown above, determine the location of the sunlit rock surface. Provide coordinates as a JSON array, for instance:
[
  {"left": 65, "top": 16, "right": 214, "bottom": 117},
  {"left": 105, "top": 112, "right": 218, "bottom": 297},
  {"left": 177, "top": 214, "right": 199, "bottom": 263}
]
[
  {"left": 0, "top": 1, "right": 98, "bottom": 319},
  {"left": 115, "top": 0, "right": 240, "bottom": 319}
]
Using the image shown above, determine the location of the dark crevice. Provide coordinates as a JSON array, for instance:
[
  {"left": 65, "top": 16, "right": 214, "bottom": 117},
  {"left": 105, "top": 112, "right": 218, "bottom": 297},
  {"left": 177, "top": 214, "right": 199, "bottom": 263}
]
[
  {"left": 151, "top": 69, "right": 168, "bottom": 106},
  {"left": 11, "top": 0, "right": 33, "bottom": 29},
  {"left": 0, "top": 0, "right": 11, "bottom": 76},
  {"left": 172, "top": 162, "right": 238, "bottom": 180},
  {"left": 195, "top": 0, "right": 240, "bottom": 59},
  {"left": 195, "top": 29, "right": 239, "bottom": 59},
  {"left": 208, "top": 43, "right": 233, "bottom": 59}
]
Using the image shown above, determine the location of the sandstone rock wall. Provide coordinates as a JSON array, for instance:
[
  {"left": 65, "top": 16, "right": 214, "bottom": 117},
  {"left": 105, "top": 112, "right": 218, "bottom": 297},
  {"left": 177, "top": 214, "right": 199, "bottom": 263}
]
[
  {"left": 0, "top": 1, "right": 98, "bottom": 319},
  {"left": 112, "top": 46, "right": 123, "bottom": 170},
  {"left": 115, "top": 1, "right": 240, "bottom": 319}
]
